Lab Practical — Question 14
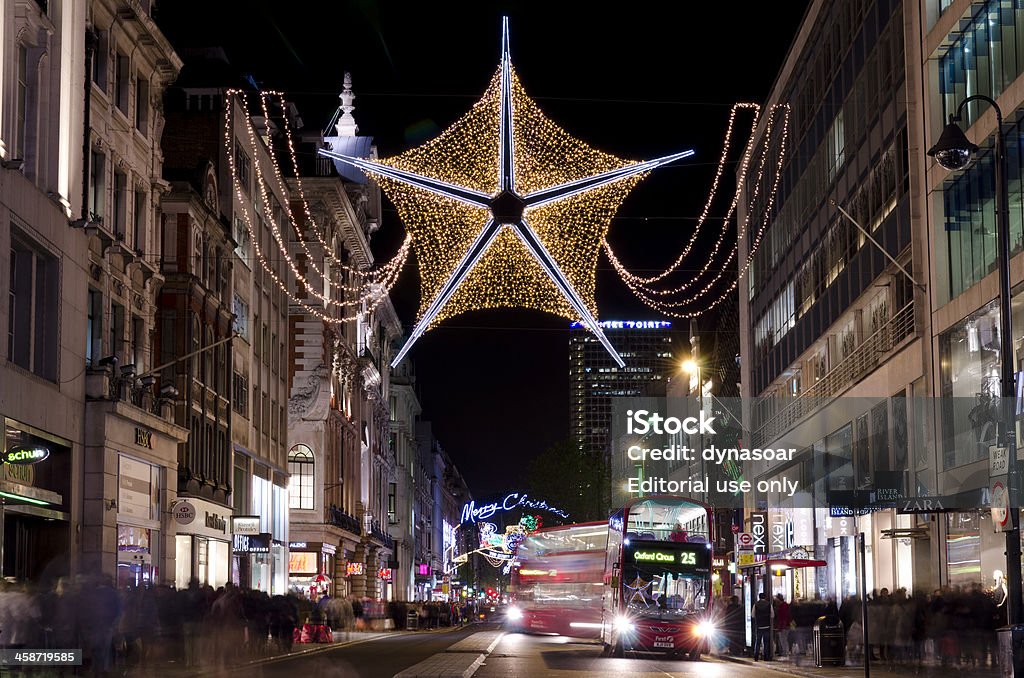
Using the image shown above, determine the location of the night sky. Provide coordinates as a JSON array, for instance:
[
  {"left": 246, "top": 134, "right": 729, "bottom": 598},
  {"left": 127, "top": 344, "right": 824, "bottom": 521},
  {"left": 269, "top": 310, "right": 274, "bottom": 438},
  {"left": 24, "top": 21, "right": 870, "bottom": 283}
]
[{"left": 156, "top": 2, "right": 809, "bottom": 498}]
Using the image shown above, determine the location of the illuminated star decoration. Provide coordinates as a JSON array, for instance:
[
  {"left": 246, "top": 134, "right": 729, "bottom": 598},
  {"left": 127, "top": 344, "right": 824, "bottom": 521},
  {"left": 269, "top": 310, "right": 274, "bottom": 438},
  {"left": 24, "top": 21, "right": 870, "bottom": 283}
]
[
  {"left": 319, "top": 18, "right": 693, "bottom": 368},
  {"left": 625, "top": 576, "right": 652, "bottom": 607}
]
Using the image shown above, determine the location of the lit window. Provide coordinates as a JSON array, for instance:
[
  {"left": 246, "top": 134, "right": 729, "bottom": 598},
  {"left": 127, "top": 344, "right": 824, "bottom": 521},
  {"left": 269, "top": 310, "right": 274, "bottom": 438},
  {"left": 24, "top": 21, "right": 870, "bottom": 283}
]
[
  {"left": 827, "top": 111, "right": 845, "bottom": 181},
  {"left": 288, "top": 445, "right": 314, "bottom": 510}
]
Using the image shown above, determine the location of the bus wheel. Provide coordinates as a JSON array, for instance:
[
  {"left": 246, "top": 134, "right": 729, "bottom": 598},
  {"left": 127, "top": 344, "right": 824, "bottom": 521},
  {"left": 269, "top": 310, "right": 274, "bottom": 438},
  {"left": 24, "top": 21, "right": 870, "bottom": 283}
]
[
  {"left": 688, "top": 648, "right": 702, "bottom": 661},
  {"left": 611, "top": 639, "right": 624, "bottom": 658}
]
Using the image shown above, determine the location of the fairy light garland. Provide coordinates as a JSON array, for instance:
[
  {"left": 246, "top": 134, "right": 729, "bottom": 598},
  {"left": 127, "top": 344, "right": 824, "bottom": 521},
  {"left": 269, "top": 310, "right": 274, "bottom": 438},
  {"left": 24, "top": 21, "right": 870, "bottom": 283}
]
[
  {"left": 610, "top": 111, "right": 789, "bottom": 318},
  {"left": 657, "top": 104, "right": 789, "bottom": 307},
  {"left": 604, "top": 102, "right": 762, "bottom": 292},
  {"left": 236, "top": 89, "right": 373, "bottom": 309},
  {"left": 262, "top": 90, "right": 370, "bottom": 281},
  {"left": 233, "top": 88, "right": 388, "bottom": 302},
  {"left": 239, "top": 90, "right": 410, "bottom": 309},
  {"left": 605, "top": 102, "right": 787, "bottom": 300},
  {"left": 255, "top": 90, "right": 352, "bottom": 286},
  {"left": 223, "top": 92, "right": 410, "bottom": 324},
  {"left": 603, "top": 104, "right": 792, "bottom": 318}
]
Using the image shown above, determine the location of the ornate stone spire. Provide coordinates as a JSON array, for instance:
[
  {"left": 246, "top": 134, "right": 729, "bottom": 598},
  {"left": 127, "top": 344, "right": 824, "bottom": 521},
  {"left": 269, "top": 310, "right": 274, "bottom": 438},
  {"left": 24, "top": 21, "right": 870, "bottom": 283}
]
[{"left": 336, "top": 72, "right": 358, "bottom": 137}]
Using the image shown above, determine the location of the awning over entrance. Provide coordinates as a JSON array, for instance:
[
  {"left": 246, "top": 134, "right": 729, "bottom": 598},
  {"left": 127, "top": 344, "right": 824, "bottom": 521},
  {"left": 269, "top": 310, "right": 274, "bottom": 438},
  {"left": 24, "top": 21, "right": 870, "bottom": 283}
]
[{"left": 738, "top": 557, "right": 826, "bottom": 570}]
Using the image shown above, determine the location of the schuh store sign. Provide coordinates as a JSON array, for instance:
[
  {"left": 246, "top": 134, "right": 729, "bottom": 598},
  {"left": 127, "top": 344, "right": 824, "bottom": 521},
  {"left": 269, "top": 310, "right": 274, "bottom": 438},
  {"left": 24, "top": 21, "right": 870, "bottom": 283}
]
[{"left": 2, "top": 446, "right": 49, "bottom": 465}]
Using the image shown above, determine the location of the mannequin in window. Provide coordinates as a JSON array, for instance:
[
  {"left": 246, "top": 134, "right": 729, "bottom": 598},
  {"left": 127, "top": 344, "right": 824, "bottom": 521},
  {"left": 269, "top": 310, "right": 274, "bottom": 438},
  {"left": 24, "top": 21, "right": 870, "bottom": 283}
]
[{"left": 991, "top": 569, "right": 1007, "bottom": 606}]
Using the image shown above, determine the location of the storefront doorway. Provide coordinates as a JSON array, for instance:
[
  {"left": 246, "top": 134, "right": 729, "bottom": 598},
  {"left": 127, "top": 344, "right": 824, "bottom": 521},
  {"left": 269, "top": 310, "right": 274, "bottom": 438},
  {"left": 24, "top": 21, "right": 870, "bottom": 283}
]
[{"left": 3, "top": 509, "right": 69, "bottom": 583}]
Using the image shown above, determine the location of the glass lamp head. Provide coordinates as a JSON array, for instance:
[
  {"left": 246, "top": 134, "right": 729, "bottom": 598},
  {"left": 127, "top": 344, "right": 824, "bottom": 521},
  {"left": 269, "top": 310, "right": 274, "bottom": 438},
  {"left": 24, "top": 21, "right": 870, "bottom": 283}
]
[{"left": 927, "top": 120, "right": 978, "bottom": 171}]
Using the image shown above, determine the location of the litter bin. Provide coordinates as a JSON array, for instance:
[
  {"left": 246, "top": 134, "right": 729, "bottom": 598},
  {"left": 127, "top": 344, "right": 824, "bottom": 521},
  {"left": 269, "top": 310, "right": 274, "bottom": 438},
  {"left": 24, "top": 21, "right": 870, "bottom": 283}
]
[
  {"left": 998, "top": 625, "right": 1024, "bottom": 676},
  {"left": 813, "top": 616, "right": 845, "bottom": 667},
  {"left": 406, "top": 609, "right": 419, "bottom": 630}
]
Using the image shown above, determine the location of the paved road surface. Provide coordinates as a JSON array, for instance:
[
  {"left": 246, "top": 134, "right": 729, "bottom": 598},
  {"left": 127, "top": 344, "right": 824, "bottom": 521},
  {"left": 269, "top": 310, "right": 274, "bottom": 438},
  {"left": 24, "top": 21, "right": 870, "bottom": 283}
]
[
  {"left": 215, "top": 625, "right": 802, "bottom": 678},
  {"left": 476, "top": 632, "right": 790, "bottom": 678},
  {"left": 212, "top": 625, "right": 485, "bottom": 678}
]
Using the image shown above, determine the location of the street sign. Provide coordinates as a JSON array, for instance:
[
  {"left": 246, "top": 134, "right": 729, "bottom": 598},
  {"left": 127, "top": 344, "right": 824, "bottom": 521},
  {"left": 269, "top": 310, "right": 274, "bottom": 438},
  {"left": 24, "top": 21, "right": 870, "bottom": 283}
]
[
  {"left": 992, "top": 477, "right": 1011, "bottom": 532},
  {"left": 991, "top": 446, "right": 1010, "bottom": 477},
  {"left": 736, "top": 532, "right": 754, "bottom": 551},
  {"left": 737, "top": 553, "right": 755, "bottom": 566}
]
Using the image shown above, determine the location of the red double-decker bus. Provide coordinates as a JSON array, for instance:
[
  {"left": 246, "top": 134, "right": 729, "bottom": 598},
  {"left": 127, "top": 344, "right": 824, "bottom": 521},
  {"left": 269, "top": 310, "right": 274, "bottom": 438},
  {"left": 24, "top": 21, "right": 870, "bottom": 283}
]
[
  {"left": 600, "top": 496, "right": 715, "bottom": 660},
  {"left": 506, "top": 521, "right": 607, "bottom": 638}
]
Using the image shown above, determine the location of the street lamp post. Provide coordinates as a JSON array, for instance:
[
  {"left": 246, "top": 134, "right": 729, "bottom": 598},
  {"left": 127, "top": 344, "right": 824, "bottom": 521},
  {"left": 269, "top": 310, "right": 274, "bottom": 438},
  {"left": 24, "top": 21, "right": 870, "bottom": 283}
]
[
  {"left": 681, "top": 357, "right": 705, "bottom": 503},
  {"left": 928, "top": 95, "right": 1021, "bottom": 628}
]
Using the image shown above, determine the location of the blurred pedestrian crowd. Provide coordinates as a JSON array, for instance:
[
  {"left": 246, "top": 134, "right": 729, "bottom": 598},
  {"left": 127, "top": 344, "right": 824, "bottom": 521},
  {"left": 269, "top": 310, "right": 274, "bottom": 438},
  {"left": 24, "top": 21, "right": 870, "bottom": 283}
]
[
  {"left": 714, "top": 584, "right": 1005, "bottom": 670},
  {"left": 0, "top": 575, "right": 468, "bottom": 676}
]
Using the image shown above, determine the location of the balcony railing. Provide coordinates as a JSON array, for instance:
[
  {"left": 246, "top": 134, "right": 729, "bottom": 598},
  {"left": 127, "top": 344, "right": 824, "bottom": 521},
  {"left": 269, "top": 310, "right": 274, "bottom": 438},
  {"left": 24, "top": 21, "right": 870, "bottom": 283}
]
[
  {"left": 367, "top": 517, "right": 394, "bottom": 549},
  {"left": 328, "top": 505, "right": 361, "bottom": 535},
  {"left": 752, "top": 302, "right": 916, "bottom": 447},
  {"left": 94, "top": 366, "right": 172, "bottom": 419}
]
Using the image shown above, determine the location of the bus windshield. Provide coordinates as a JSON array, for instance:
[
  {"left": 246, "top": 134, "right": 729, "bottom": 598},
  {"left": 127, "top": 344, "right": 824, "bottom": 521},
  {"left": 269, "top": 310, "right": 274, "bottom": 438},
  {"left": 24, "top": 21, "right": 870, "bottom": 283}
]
[{"left": 622, "top": 543, "right": 709, "bottom": 619}]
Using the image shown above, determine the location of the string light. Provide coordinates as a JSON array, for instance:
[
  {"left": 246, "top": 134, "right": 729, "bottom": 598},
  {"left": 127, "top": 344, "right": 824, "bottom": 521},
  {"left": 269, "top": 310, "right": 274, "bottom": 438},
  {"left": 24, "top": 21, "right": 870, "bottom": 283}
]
[
  {"left": 262, "top": 91, "right": 373, "bottom": 282},
  {"left": 608, "top": 109, "right": 789, "bottom": 318},
  {"left": 236, "top": 89, "right": 376, "bottom": 309},
  {"left": 236, "top": 89, "right": 400, "bottom": 305},
  {"left": 604, "top": 103, "right": 782, "bottom": 299},
  {"left": 604, "top": 103, "right": 762, "bottom": 290},
  {"left": 223, "top": 92, "right": 410, "bottom": 325},
  {"left": 654, "top": 104, "right": 790, "bottom": 306},
  {"left": 249, "top": 89, "right": 411, "bottom": 307},
  {"left": 602, "top": 103, "right": 791, "bottom": 318}
]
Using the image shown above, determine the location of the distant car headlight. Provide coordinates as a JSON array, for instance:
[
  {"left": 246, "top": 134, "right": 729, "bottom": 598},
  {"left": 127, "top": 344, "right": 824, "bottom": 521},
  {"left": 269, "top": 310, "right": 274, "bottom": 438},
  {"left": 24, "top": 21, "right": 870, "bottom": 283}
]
[
  {"left": 613, "top": 615, "right": 635, "bottom": 633},
  {"left": 507, "top": 606, "right": 523, "bottom": 621},
  {"left": 694, "top": 620, "right": 715, "bottom": 637}
]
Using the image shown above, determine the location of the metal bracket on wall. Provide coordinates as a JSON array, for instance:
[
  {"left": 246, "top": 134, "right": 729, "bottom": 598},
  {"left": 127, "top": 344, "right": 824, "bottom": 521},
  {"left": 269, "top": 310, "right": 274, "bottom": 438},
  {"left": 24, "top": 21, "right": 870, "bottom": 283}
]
[{"left": 830, "top": 199, "right": 927, "bottom": 292}]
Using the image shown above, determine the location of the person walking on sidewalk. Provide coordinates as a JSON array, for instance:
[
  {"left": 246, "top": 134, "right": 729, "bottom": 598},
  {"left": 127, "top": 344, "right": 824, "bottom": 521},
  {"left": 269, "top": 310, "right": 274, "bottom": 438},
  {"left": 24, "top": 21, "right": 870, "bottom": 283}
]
[
  {"left": 752, "top": 592, "right": 773, "bottom": 661},
  {"left": 773, "top": 594, "right": 791, "bottom": 658}
]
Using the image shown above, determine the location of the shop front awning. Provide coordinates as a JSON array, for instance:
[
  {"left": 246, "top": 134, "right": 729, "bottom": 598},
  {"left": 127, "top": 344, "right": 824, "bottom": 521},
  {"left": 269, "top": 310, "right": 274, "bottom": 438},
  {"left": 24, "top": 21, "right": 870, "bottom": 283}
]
[
  {"left": 0, "top": 479, "right": 61, "bottom": 507},
  {"left": 738, "top": 557, "right": 826, "bottom": 570}
]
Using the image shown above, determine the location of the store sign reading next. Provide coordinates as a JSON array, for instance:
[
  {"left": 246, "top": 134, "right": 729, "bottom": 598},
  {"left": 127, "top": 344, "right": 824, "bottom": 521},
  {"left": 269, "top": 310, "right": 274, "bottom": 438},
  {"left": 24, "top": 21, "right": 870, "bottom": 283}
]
[{"left": 3, "top": 446, "right": 49, "bottom": 465}]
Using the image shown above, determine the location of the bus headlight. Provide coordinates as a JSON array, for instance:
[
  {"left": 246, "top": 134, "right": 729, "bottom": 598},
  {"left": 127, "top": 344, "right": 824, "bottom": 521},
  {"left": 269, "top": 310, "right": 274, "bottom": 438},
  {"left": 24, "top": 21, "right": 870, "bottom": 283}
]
[
  {"left": 507, "top": 606, "right": 523, "bottom": 621},
  {"left": 613, "top": 615, "right": 635, "bottom": 633},
  {"left": 693, "top": 620, "right": 715, "bottom": 637}
]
